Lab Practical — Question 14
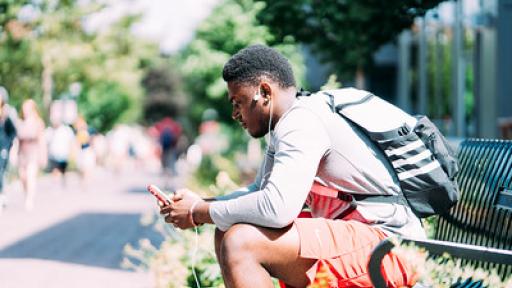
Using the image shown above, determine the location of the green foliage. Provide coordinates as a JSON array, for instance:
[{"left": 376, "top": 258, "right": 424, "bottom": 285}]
[
  {"left": 78, "top": 82, "right": 130, "bottom": 133},
  {"left": 396, "top": 242, "right": 512, "bottom": 287},
  {"left": 221, "top": 124, "right": 250, "bottom": 158},
  {"left": 194, "top": 153, "right": 241, "bottom": 188},
  {"left": 186, "top": 252, "right": 224, "bottom": 288},
  {"left": 426, "top": 29, "right": 475, "bottom": 123},
  {"left": 320, "top": 74, "right": 342, "bottom": 91},
  {"left": 122, "top": 214, "right": 224, "bottom": 288},
  {"left": 421, "top": 215, "right": 439, "bottom": 239},
  {"left": 141, "top": 58, "right": 188, "bottom": 124},
  {"left": 177, "top": 0, "right": 306, "bottom": 128},
  {"left": 194, "top": 155, "right": 219, "bottom": 187},
  {"left": 0, "top": 0, "right": 159, "bottom": 130},
  {"left": 0, "top": 1, "right": 43, "bottom": 107},
  {"left": 0, "top": 36, "right": 42, "bottom": 108},
  {"left": 257, "top": 0, "right": 444, "bottom": 78}
]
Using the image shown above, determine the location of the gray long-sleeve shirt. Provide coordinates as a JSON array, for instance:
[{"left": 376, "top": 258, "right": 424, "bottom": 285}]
[{"left": 209, "top": 93, "right": 426, "bottom": 239}]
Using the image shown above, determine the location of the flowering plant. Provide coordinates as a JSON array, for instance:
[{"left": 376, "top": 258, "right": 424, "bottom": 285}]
[{"left": 394, "top": 241, "right": 512, "bottom": 288}]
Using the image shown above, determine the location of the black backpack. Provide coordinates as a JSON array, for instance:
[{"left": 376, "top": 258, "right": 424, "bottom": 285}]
[
  {"left": 160, "top": 127, "right": 176, "bottom": 150},
  {"left": 299, "top": 88, "right": 460, "bottom": 218}
]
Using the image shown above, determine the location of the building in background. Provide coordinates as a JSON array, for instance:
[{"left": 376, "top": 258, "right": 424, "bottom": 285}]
[
  {"left": 393, "top": 0, "right": 511, "bottom": 139},
  {"left": 304, "top": 0, "right": 511, "bottom": 139}
]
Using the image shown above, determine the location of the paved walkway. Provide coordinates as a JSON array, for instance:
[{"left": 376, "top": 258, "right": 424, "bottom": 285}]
[{"left": 0, "top": 165, "right": 171, "bottom": 288}]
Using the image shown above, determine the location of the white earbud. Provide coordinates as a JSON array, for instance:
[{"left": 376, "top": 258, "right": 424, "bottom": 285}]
[{"left": 253, "top": 92, "right": 261, "bottom": 102}]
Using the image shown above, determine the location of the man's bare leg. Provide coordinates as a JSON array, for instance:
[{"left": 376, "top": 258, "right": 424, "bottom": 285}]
[{"left": 215, "top": 223, "right": 316, "bottom": 288}]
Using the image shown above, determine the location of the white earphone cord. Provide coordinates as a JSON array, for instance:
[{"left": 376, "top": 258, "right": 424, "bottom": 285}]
[
  {"left": 260, "top": 98, "right": 273, "bottom": 190},
  {"left": 191, "top": 96, "right": 272, "bottom": 287},
  {"left": 191, "top": 225, "right": 201, "bottom": 288},
  {"left": 189, "top": 92, "right": 273, "bottom": 288}
]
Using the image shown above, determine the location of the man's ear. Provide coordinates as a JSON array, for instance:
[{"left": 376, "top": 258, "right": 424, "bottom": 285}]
[{"left": 260, "top": 82, "right": 272, "bottom": 103}]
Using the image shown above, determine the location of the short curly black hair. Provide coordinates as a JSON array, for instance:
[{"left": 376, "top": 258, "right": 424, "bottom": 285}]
[{"left": 222, "top": 44, "right": 296, "bottom": 88}]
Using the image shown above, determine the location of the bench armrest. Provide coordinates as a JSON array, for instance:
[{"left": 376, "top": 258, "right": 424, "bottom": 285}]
[{"left": 368, "top": 236, "right": 512, "bottom": 288}]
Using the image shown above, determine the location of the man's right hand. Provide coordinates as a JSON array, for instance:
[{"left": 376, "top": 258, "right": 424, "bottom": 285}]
[{"left": 160, "top": 189, "right": 203, "bottom": 229}]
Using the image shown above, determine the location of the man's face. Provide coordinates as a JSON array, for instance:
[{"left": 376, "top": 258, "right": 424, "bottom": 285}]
[{"left": 227, "top": 81, "right": 269, "bottom": 138}]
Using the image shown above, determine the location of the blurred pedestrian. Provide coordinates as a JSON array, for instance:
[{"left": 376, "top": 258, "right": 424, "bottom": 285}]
[
  {"left": 106, "top": 124, "right": 130, "bottom": 174},
  {"left": 74, "top": 116, "right": 96, "bottom": 191},
  {"left": 0, "top": 86, "right": 17, "bottom": 212},
  {"left": 195, "top": 109, "right": 228, "bottom": 156},
  {"left": 46, "top": 118, "right": 75, "bottom": 188},
  {"left": 154, "top": 117, "right": 182, "bottom": 177},
  {"left": 17, "top": 99, "right": 46, "bottom": 210},
  {"left": 90, "top": 132, "right": 107, "bottom": 167}
]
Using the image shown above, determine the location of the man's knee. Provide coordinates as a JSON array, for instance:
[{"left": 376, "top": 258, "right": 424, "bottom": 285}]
[{"left": 219, "top": 224, "right": 264, "bottom": 265}]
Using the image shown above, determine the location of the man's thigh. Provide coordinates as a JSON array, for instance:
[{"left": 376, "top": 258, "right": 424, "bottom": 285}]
[{"left": 218, "top": 223, "right": 316, "bottom": 287}]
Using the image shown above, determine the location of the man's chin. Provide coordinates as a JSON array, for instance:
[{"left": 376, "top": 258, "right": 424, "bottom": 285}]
[{"left": 248, "top": 129, "right": 266, "bottom": 138}]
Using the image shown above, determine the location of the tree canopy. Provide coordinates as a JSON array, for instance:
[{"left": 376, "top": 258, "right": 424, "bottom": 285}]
[
  {"left": 0, "top": 0, "right": 160, "bottom": 132},
  {"left": 177, "top": 0, "right": 306, "bottom": 128},
  {"left": 257, "top": 0, "right": 444, "bottom": 78}
]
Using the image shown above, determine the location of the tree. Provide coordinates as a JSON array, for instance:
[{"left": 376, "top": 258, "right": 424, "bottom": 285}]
[
  {"left": 141, "top": 59, "right": 188, "bottom": 124},
  {"left": 257, "top": 0, "right": 444, "bottom": 85},
  {"left": 75, "top": 14, "right": 159, "bottom": 131},
  {"left": 0, "top": 0, "right": 161, "bottom": 132},
  {"left": 178, "top": 0, "right": 306, "bottom": 128},
  {"left": 0, "top": 0, "right": 43, "bottom": 109}
]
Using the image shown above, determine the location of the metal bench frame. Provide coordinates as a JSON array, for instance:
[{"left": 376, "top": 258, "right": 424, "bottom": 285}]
[
  {"left": 368, "top": 236, "right": 512, "bottom": 288},
  {"left": 369, "top": 139, "right": 512, "bottom": 287}
]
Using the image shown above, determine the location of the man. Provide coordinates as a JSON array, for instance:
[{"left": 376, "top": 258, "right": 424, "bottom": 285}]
[
  {"left": 0, "top": 86, "right": 17, "bottom": 212},
  {"left": 160, "top": 45, "right": 425, "bottom": 287}
]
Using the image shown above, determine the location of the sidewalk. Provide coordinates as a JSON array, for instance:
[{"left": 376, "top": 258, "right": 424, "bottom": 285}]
[{"left": 0, "top": 166, "right": 169, "bottom": 288}]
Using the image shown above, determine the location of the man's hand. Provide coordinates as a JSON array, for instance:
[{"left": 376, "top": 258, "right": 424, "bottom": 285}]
[{"left": 160, "top": 189, "right": 204, "bottom": 229}]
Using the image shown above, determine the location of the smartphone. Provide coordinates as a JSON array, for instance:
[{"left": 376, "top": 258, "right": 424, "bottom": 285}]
[{"left": 147, "top": 184, "right": 172, "bottom": 205}]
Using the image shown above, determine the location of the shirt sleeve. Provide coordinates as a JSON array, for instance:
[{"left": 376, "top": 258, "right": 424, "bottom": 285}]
[
  {"left": 214, "top": 184, "right": 258, "bottom": 201},
  {"left": 209, "top": 107, "right": 331, "bottom": 231}
]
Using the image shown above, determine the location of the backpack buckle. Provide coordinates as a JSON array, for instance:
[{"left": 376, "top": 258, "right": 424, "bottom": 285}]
[{"left": 398, "top": 124, "right": 410, "bottom": 136}]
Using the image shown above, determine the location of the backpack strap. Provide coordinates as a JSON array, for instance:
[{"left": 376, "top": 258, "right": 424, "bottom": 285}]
[
  {"left": 366, "top": 125, "right": 413, "bottom": 141},
  {"left": 297, "top": 89, "right": 336, "bottom": 113},
  {"left": 312, "top": 182, "right": 405, "bottom": 220},
  {"left": 321, "top": 91, "right": 410, "bottom": 208},
  {"left": 352, "top": 194, "right": 404, "bottom": 204},
  {"left": 325, "top": 92, "right": 374, "bottom": 112},
  {"left": 311, "top": 182, "right": 401, "bottom": 203},
  {"left": 323, "top": 91, "right": 414, "bottom": 142},
  {"left": 296, "top": 88, "right": 311, "bottom": 97}
]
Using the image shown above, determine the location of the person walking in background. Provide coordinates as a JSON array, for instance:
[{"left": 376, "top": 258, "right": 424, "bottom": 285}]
[
  {"left": 106, "top": 124, "right": 131, "bottom": 174},
  {"left": 154, "top": 117, "right": 182, "bottom": 178},
  {"left": 46, "top": 118, "right": 75, "bottom": 188},
  {"left": 17, "top": 99, "right": 46, "bottom": 211},
  {"left": 74, "top": 116, "right": 96, "bottom": 191},
  {"left": 0, "top": 86, "right": 17, "bottom": 213}
]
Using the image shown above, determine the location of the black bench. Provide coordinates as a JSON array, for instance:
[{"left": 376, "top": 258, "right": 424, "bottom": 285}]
[{"left": 369, "top": 139, "right": 512, "bottom": 287}]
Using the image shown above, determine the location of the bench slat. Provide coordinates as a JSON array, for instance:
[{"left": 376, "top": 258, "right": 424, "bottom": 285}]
[{"left": 436, "top": 139, "right": 512, "bottom": 279}]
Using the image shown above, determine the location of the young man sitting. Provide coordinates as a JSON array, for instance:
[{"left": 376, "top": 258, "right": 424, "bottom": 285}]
[{"left": 160, "top": 44, "right": 425, "bottom": 288}]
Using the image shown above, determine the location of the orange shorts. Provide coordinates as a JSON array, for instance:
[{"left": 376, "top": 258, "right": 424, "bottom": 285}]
[{"left": 294, "top": 218, "right": 416, "bottom": 288}]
